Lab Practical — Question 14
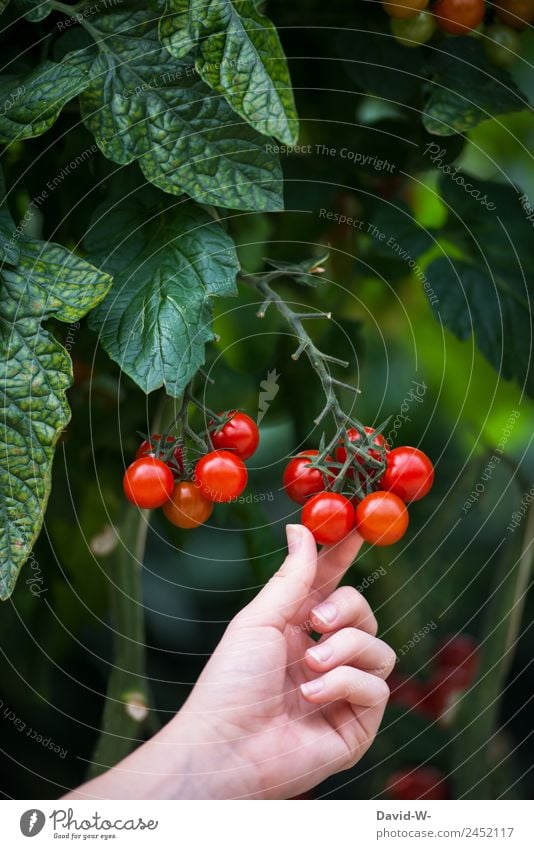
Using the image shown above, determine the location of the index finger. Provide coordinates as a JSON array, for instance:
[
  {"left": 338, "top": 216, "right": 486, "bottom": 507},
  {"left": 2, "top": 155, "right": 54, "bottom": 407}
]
[{"left": 312, "top": 528, "right": 364, "bottom": 600}]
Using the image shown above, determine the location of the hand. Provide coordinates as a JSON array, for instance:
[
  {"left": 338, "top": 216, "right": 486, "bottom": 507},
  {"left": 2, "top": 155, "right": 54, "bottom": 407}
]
[{"left": 68, "top": 524, "right": 395, "bottom": 800}]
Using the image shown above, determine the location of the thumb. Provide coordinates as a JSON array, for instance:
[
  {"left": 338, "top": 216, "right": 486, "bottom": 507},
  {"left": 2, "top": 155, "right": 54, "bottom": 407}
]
[{"left": 238, "top": 524, "right": 318, "bottom": 629}]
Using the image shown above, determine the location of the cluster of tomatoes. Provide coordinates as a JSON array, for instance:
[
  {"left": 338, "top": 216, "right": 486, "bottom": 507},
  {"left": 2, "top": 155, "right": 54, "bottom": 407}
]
[
  {"left": 122, "top": 412, "right": 260, "bottom": 528},
  {"left": 383, "top": 0, "right": 531, "bottom": 68},
  {"left": 283, "top": 427, "right": 434, "bottom": 546},
  {"left": 388, "top": 633, "right": 479, "bottom": 722}
]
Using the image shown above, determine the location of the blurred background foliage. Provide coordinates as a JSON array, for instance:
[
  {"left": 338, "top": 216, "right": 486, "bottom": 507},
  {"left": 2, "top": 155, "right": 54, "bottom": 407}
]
[{"left": 1, "top": 0, "right": 533, "bottom": 800}]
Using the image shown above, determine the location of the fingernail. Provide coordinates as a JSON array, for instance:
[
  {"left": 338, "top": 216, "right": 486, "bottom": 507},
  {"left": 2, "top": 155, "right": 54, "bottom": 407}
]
[
  {"left": 311, "top": 601, "right": 337, "bottom": 625},
  {"left": 307, "top": 643, "right": 333, "bottom": 663},
  {"left": 300, "top": 678, "right": 324, "bottom": 697},
  {"left": 286, "top": 524, "right": 303, "bottom": 555}
]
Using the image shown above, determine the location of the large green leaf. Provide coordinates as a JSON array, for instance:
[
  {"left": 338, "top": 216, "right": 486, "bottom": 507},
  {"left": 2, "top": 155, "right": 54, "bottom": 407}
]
[
  {"left": 0, "top": 168, "right": 19, "bottom": 265},
  {"left": 425, "top": 176, "right": 533, "bottom": 395},
  {"left": 423, "top": 38, "right": 525, "bottom": 136},
  {"left": 14, "top": 0, "right": 52, "bottom": 20},
  {"left": 0, "top": 231, "right": 112, "bottom": 600},
  {"left": 0, "top": 60, "right": 90, "bottom": 143},
  {"left": 160, "top": 0, "right": 299, "bottom": 145},
  {"left": 73, "top": 3, "right": 283, "bottom": 211},
  {"left": 86, "top": 191, "right": 239, "bottom": 395}
]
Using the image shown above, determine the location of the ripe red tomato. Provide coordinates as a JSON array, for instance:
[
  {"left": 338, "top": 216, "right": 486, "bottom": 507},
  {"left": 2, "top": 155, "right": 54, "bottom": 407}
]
[
  {"left": 355, "top": 491, "right": 409, "bottom": 546},
  {"left": 421, "top": 667, "right": 467, "bottom": 721},
  {"left": 210, "top": 411, "right": 260, "bottom": 460},
  {"left": 123, "top": 457, "right": 174, "bottom": 509},
  {"left": 194, "top": 450, "right": 248, "bottom": 503},
  {"left": 435, "top": 634, "right": 478, "bottom": 686},
  {"left": 283, "top": 450, "right": 334, "bottom": 505},
  {"left": 388, "top": 671, "right": 426, "bottom": 712},
  {"left": 495, "top": 0, "right": 534, "bottom": 29},
  {"left": 380, "top": 446, "right": 434, "bottom": 502},
  {"left": 385, "top": 767, "right": 449, "bottom": 800},
  {"left": 162, "top": 481, "right": 214, "bottom": 528},
  {"left": 336, "top": 426, "right": 388, "bottom": 479},
  {"left": 136, "top": 434, "right": 184, "bottom": 475},
  {"left": 382, "top": 0, "right": 429, "bottom": 18},
  {"left": 433, "top": 0, "right": 485, "bottom": 34},
  {"left": 301, "top": 492, "right": 355, "bottom": 545}
]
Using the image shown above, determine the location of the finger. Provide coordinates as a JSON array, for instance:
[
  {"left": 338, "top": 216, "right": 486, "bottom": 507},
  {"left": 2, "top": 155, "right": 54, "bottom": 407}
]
[
  {"left": 308, "top": 585, "right": 378, "bottom": 636},
  {"left": 313, "top": 528, "right": 364, "bottom": 599},
  {"left": 300, "top": 665, "right": 390, "bottom": 707},
  {"left": 305, "top": 628, "right": 396, "bottom": 678},
  {"left": 235, "top": 524, "right": 317, "bottom": 630}
]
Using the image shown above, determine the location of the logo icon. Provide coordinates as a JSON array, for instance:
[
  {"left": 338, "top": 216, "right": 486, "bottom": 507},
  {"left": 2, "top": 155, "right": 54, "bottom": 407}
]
[
  {"left": 257, "top": 369, "right": 280, "bottom": 424},
  {"left": 20, "top": 810, "right": 46, "bottom": 837}
]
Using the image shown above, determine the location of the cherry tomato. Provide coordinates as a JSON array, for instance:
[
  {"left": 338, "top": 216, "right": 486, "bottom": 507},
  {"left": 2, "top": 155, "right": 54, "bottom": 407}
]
[
  {"left": 391, "top": 9, "right": 436, "bottom": 44},
  {"left": 420, "top": 667, "right": 467, "bottom": 720},
  {"left": 433, "top": 0, "right": 485, "bottom": 34},
  {"left": 301, "top": 492, "right": 355, "bottom": 545},
  {"left": 283, "top": 450, "right": 335, "bottom": 505},
  {"left": 495, "top": 0, "right": 534, "bottom": 29},
  {"left": 380, "top": 446, "right": 434, "bottom": 502},
  {"left": 355, "top": 491, "right": 409, "bottom": 546},
  {"left": 382, "top": 0, "right": 429, "bottom": 18},
  {"left": 136, "top": 434, "right": 184, "bottom": 475},
  {"left": 210, "top": 411, "right": 259, "bottom": 460},
  {"left": 485, "top": 23, "right": 522, "bottom": 67},
  {"left": 123, "top": 457, "right": 174, "bottom": 509},
  {"left": 336, "top": 426, "right": 388, "bottom": 479},
  {"left": 194, "top": 450, "right": 248, "bottom": 502},
  {"left": 388, "top": 671, "right": 426, "bottom": 712},
  {"left": 435, "top": 634, "right": 478, "bottom": 686},
  {"left": 162, "top": 481, "right": 214, "bottom": 529},
  {"left": 385, "top": 767, "right": 449, "bottom": 800}
]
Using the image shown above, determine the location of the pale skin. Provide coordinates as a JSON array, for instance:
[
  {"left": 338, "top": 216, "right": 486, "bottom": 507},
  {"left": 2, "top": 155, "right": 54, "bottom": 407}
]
[{"left": 66, "top": 524, "right": 395, "bottom": 800}]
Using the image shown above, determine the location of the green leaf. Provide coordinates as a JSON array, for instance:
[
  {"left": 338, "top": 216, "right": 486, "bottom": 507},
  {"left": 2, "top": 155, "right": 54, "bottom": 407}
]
[
  {"left": 0, "top": 240, "right": 112, "bottom": 600},
  {"left": 0, "top": 59, "right": 90, "bottom": 143},
  {"left": 369, "top": 202, "right": 435, "bottom": 259},
  {"left": 14, "top": 0, "right": 52, "bottom": 21},
  {"left": 423, "top": 38, "right": 525, "bottom": 136},
  {"left": 160, "top": 0, "right": 299, "bottom": 145},
  {"left": 0, "top": 166, "right": 19, "bottom": 265},
  {"left": 74, "top": 3, "right": 283, "bottom": 211},
  {"left": 425, "top": 257, "right": 533, "bottom": 396},
  {"left": 86, "top": 191, "right": 239, "bottom": 395}
]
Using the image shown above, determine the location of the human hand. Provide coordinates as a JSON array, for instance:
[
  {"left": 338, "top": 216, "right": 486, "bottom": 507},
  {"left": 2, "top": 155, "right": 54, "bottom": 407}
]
[{"left": 68, "top": 524, "right": 394, "bottom": 800}]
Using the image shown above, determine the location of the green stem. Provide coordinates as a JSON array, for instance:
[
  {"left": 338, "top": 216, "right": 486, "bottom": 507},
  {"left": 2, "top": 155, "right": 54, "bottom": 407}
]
[{"left": 450, "top": 502, "right": 534, "bottom": 798}]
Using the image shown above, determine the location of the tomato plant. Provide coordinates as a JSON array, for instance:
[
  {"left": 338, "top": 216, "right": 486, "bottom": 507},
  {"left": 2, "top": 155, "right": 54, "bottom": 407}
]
[
  {"left": 301, "top": 492, "right": 355, "bottom": 545},
  {"left": 123, "top": 458, "right": 174, "bottom": 509},
  {"left": 433, "top": 0, "right": 486, "bottom": 34},
  {"left": 210, "top": 411, "right": 260, "bottom": 460},
  {"left": 355, "top": 492, "right": 410, "bottom": 546},
  {"left": 283, "top": 450, "right": 335, "bottom": 504},
  {"left": 194, "top": 451, "right": 248, "bottom": 503},
  {"left": 162, "top": 482, "right": 214, "bottom": 529},
  {"left": 380, "top": 447, "right": 434, "bottom": 503}
]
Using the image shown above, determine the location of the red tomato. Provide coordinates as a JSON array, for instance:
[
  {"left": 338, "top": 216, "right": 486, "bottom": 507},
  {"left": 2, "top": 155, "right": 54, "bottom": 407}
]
[
  {"left": 123, "top": 457, "right": 174, "bottom": 509},
  {"left": 355, "top": 491, "right": 409, "bottom": 546},
  {"left": 388, "top": 672, "right": 426, "bottom": 712},
  {"left": 434, "top": 0, "right": 486, "bottom": 34},
  {"left": 421, "top": 667, "right": 467, "bottom": 721},
  {"left": 194, "top": 450, "right": 248, "bottom": 503},
  {"left": 136, "top": 434, "right": 184, "bottom": 475},
  {"left": 435, "top": 634, "right": 479, "bottom": 686},
  {"left": 336, "top": 426, "right": 388, "bottom": 479},
  {"left": 301, "top": 492, "right": 355, "bottom": 545},
  {"left": 495, "top": 0, "right": 534, "bottom": 29},
  {"left": 210, "top": 411, "right": 260, "bottom": 460},
  {"left": 162, "top": 481, "right": 213, "bottom": 529},
  {"left": 283, "top": 450, "right": 334, "bottom": 505},
  {"left": 386, "top": 767, "right": 449, "bottom": 800},
  {"left": 380, "top": 446, "right": 434, "bottom": 502}
]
